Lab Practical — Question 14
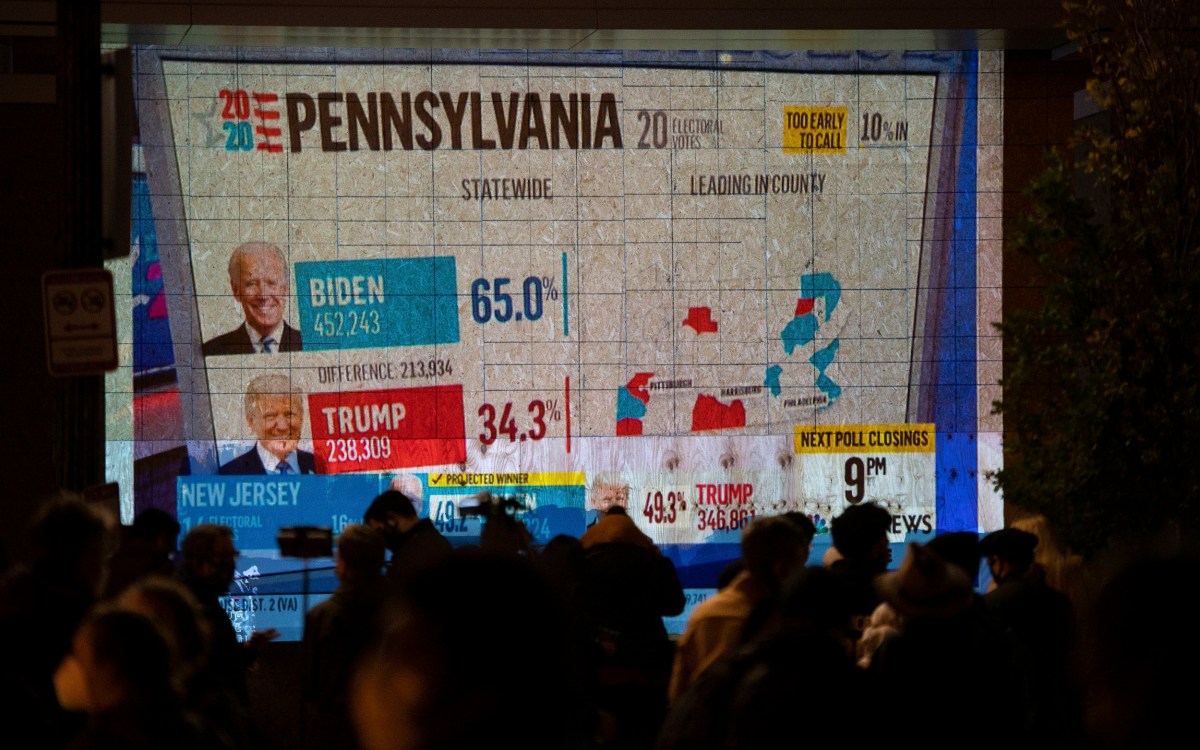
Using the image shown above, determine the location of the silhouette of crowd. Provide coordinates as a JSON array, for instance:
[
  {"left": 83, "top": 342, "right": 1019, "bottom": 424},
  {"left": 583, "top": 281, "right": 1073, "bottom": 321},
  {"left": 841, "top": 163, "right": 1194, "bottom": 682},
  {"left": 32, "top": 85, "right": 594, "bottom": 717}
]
[{"left": 1, "top": 490, "right": 1195, "bottom": 750}]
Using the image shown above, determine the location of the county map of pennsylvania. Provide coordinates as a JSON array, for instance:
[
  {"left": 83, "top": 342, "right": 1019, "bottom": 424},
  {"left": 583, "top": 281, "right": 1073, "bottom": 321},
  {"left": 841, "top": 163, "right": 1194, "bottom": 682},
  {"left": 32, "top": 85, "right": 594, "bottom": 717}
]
[{"left": 615, "top": 272, "right": 843, "bottom": 436}]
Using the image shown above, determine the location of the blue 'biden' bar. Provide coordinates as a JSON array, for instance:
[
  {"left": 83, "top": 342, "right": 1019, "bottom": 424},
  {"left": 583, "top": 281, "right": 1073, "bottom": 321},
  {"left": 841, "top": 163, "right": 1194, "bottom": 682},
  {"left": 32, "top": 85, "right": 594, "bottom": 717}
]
[{"left": 294, "top": 256, "right": 460, "bottom": 350}]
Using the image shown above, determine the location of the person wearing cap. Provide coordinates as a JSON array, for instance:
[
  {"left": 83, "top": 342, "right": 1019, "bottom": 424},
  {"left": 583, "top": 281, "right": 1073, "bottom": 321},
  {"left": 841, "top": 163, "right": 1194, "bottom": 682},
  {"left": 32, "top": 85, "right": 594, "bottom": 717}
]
[{"left": 980, "top": 527, "right": 1082, "bottom": 747}]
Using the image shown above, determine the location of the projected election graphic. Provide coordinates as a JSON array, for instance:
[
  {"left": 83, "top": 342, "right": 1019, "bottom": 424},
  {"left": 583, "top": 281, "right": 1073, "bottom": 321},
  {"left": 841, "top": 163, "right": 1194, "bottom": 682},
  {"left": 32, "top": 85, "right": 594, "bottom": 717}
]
[{"left": 128, "top": 47, "right": 1003, "bottom": 637}]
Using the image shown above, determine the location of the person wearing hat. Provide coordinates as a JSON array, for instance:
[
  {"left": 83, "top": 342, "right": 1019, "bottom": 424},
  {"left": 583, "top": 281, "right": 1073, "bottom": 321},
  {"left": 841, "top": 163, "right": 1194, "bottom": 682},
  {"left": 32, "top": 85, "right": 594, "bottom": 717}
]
[
  {"left": 869, "top": 542, "right": 1031, "bottom": 750},
  {"left": 857, "top": 531, "right": 982, "bottom": 668},
  {"left": 981, "top": 528, "right": 1038, "bottom": 589},
  {"left": 980, "top": 528, "right": 1075, "bottom": 642},
  {"left": 980, "top": 528, "right": 1082, "bottom": 747}
]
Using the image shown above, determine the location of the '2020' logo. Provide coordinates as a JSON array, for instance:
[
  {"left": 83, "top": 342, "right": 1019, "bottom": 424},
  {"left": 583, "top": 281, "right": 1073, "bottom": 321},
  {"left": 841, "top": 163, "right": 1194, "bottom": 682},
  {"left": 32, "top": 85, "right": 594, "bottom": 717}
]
[{"left": 219, "top": 89, "right": 282, "bottom": 153}]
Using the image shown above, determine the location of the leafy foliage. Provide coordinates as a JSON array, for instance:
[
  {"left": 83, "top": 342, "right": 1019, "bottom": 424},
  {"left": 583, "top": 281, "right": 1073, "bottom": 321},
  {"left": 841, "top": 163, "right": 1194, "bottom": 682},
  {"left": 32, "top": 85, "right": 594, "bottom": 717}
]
[{"left": 993, "top": 0, "right": 1200, "bottom": 556}]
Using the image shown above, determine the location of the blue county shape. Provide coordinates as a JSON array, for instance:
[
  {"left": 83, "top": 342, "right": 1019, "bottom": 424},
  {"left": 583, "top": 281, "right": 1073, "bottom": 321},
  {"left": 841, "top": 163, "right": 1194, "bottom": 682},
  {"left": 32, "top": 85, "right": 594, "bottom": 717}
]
[
  {"left": 764, "top": 365, "right": 783, "bottom": 397},
  {"left": 809, "top": 338, "right": 840, "bottom": 375},
  {"left": 781, "top": 314, "right": 818, "bottom": 356},
  {"left": 800, "top": 272, "right": 841, "bottom": 321},
  {"left": 816, "top": 373, "right": 842, "bottom": 401},
  {"left": 616, "top": 387, "right": 648, "bottom": 421}
]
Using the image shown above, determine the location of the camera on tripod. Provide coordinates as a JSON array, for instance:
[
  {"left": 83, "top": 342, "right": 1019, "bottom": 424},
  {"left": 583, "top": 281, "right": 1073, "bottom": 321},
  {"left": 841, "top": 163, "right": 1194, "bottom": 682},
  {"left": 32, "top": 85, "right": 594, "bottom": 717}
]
[
  {"left": 457, "top": 491, "right": 526, "bottom": 519},
  {"left": 277, "top": 525, "right": 333, "bottom": 559}
]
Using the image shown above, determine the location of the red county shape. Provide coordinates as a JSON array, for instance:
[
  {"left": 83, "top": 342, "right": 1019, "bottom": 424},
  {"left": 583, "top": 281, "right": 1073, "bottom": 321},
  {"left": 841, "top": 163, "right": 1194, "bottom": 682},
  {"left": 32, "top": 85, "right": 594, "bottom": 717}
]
[
  {"left": 691, "top": 394, "right": 746, "bottom": 432},
  {"left": 681, "top": 306, "right": 719, "bottom": 334},
  {"left": 616, "top": 418, "right": 644, "bottom": 436},
  {"left": 626, "top": 372, "right": 655, "bottom": 404}
]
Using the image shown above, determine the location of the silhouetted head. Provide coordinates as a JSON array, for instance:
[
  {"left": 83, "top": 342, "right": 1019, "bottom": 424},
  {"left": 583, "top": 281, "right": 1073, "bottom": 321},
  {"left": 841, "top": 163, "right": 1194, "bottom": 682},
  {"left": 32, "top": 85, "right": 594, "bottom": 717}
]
[
  {"left": 351, "top": 550, "right": 589, "bottom": 750},
  {"left": 926, "top": 530, "right": 981, "bottom": 582},
  {"left": 179, "top": 523, "right": 238, "bottom": 597},
  {"left": 335, "top": 524, "right": 387, "bottom": 583},
  {"left": 875, "top": 542, "right": 973, "bottom": 620},
  {"left": 54, "top": 605, "right": 176, "bottom": 712},
  {"left": 364, "top": 490, "right": 420, "bottom": 546},
  {"left": 30, "top": 493, "right": 116, "bottom": 597},
  {"left": 980, "top": 528, "right": 1038, "bottom": 568},
  {"left": 116, "top": 575, "right": 210, "bottom": 682},
  {"left": 741, "top": 515, "right": 811, "bottom": 593},
  {"left": 830, "top": 502, "right": 892, "bottom": 571}
]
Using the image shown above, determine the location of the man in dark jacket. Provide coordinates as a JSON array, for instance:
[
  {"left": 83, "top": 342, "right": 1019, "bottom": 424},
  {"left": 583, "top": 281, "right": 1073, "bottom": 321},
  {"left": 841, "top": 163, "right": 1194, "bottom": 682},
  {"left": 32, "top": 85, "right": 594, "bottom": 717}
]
[
  {"left": 364, "top": 489, "right": 451, "bottom": 584},
  {"left": 981, "top": 527, "right": 1082, "bottom": 747},
  {"left": 177, "top": 523, "right": 278, "bottom": 703},
  {"left": 303, "top": 524, "right": 385, "bottom": 750},
  {"left": 827, "top": 500, "right": 893, "bottom": 635},
  {"left": 580, "top": 506, "right": 685, "bottom": 750}
]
